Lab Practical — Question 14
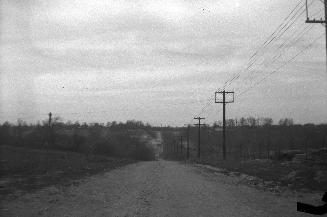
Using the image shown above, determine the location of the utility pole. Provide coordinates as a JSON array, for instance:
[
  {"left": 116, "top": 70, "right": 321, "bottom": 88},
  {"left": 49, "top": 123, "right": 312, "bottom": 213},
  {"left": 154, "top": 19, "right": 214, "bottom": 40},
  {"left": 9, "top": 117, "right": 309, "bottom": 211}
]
[
  {"left": 164, "top": 143, "right": 166, "bottom": 156},
  {"left": 186, "top": 125, "right": 190, "bottom": 159},
  {"left": 173, "top": 142, "right": 175, "bottom": 154},
  {"left": 305, "top": 0, "right": 327, "bottom": 72},
  {"left": 48, "top": 112, "right": 52, "bottom": 146},
  {"left": 174, "top": 139, "right": 178, "bottom": 154},
  {"left": 194, "top": 117, "right": 205, "bottom": 158},
  {"left": 215, "top": 91, "right": 234, "bottom": 160},
  {"left": 48, "top": 112, "right": 52, "bottom": 127},
  {"left": 180, "top": 136, "right": 183, "bottom": 156},
  {"left": 183, "top": 124, "right": 190, "bottom": 159}
]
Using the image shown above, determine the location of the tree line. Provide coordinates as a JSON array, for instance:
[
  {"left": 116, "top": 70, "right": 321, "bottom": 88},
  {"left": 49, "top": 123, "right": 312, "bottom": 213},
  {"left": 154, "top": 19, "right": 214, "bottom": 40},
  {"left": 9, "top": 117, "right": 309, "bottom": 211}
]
[
  {"left": 212, "top": 117, "right": 293, "bottom": 127},
  {"left": 161, "top": 117, "right": 327, "bottom": 161},
  {"left": 0, "top": 118, "right": 155, "bottom": 161}
]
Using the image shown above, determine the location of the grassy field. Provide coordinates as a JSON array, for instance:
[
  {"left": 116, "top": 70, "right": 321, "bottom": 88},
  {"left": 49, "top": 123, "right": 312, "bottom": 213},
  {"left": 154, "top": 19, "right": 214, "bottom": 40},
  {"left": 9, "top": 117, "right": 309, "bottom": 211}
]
[{"left": 0, "top": 145, "right": 135, "bottom": 198}]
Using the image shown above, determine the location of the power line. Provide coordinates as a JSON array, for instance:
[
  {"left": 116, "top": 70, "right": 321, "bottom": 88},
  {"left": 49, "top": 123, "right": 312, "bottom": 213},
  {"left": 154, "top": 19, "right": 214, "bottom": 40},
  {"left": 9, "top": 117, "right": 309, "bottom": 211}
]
[
  {"left": 246, "top": 2, "right": 306, "bottom": 68},
  {"left": 237, "top": 32, "right": 324, "bottom": 97},
  {"left": 236, "top": 24, "right": 317, "bottom": 93},
  {"left": 223, "top": 1, "right": 315, "bottom": 91},
  {"left": 232, "top": 11, "right": 323, "bottom": 94},
  {"left": 188, "top": 2, "right": 309, "bottom": 128},
  {"left": 243, "top": 7, "right": 309, "bottom": 83},
  {"left": 262, "top": 9, "right": 323, "bottom": 65},
  {"left": 247, "top": 3, "right": 307, "bottom": 70},
  {"left": 248, "top": 1, "right": 304, "bottom": 64}
]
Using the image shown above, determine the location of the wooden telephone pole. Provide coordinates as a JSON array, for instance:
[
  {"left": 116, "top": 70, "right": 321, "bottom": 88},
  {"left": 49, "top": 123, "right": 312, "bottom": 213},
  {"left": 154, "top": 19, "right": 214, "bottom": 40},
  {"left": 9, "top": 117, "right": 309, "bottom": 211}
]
[
  {"left": 184, "top": 124, "right": 190, "bottom": 159},
  {"left": 48, "top": 112, "right": 52, "bottom": 127},
  {"left": 186, "top": 125, "right": 190, "bottom": 159},
  {"left": 215, "top": 91, "right": 234, "bottom": 160},
  {"left": 180, "top": 136, "right": 183, "bottom": 156},
  {"left": 305, "top": 0, "right": 327, "bottom": 72},
  {"left": 194, "top": 117, "right": 205, "bottom": 158},
  {"left": 48, "top": 112, "right": 52, "bottom": 146}
]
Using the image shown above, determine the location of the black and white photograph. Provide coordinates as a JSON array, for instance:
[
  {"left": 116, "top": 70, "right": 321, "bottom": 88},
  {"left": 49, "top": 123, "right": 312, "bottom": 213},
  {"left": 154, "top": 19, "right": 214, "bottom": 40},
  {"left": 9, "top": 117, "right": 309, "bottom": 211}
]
[{"left": 0, "top": 0, "right": 327, "bottom": 216}]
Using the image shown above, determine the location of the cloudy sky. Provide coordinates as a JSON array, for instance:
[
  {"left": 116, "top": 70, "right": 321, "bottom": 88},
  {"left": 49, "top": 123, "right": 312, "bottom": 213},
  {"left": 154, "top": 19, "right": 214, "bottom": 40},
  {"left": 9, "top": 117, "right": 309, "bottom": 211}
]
[{"left": 0, "top": 0, "right": 326, "bottom": 126}]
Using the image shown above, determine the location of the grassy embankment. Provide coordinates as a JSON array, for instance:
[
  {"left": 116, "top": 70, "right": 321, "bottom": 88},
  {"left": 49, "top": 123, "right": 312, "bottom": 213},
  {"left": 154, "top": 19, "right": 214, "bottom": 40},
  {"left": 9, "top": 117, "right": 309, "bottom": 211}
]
[
  {"left": 194, "top": 150, "right": 327, "bottom": 192},
  {"left": 0, "top": 145, "right": 136, "bottom": 197}
]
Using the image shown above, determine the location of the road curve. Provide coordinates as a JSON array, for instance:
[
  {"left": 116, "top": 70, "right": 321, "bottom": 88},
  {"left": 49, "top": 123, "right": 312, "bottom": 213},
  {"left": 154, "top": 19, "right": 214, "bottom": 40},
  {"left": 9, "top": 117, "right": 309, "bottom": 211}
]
[{"left": 1, "top": 160, "right": 312, "bottom": 217}]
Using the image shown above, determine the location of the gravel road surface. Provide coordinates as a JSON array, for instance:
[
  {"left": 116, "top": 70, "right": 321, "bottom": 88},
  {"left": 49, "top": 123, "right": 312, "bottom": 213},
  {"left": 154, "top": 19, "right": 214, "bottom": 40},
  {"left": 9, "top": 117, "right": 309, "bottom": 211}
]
[{"left": 1, "top": 160, "right": 316, "bottom": 217}]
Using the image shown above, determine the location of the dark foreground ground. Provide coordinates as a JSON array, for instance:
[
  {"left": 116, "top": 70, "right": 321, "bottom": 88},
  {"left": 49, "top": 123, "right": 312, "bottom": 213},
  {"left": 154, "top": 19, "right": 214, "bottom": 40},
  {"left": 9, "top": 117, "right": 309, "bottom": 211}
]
[
  {"left": 1, "top": 160, "right": 323, "bottom": 217},
  {"left": 1, "top": 145, "right": 326, "bottom": 216}
]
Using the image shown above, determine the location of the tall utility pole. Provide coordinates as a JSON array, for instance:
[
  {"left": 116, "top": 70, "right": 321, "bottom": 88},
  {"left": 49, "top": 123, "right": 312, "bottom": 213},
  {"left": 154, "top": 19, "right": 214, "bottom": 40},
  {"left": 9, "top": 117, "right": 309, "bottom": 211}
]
[
  {"left": 186, "top": 125, "right": 190, "bottom": 159},
  {"left": 48, "top": 112, "right": 52, "bottom": 146},
  {"left": 194, "top": 117, "right": 205, "bottom": 158},
  {"left": 162, "top": 144, "right": 166, "bottom": 155},
  {"left": 165, "top": 143, "right": 167, "bottom": 155},
  {"left": 305, "top": 0, "right": 327, "bottom": 71},
  {"left": 184, "top": 124, "right": 190, "bottom": 159},
  {"left": 180, "top": 136, "right": 183, "bottom": 156},
  {"left": 48, "top": 112, "right": 52, "bottom": 127},
  {"left": 215, "top": 91, "right": 234, "bottom": 160}
]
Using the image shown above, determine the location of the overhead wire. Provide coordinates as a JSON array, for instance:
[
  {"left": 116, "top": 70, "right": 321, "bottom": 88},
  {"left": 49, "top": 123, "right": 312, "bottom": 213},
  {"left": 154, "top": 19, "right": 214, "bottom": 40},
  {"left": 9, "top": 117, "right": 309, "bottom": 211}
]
[
  {"left": 222, "top": 0, "right": 315, "bottom": 91},
  {"left": 235, "top": 10, "right": 323, "bottom": 94},
  {"left": 237, "top": 23, "right": 316, "bottom": 93},
  {"left": 246, "top": 2, "right": 307, "bottom": 70},
  {"left": 189, "top": 0, "right": 325, "bottom": 126},
  {"left": 237, "top": 32, "right": 324, "bottom": 97},
  {"left": 240, "top": 6, "right": 309, "bottom": 86},
  {"left": 188, "top": 0, "right": 312, "bottom": 126},
  {"left": 230, "top": 7, "right": 323, "bottom": 94}
]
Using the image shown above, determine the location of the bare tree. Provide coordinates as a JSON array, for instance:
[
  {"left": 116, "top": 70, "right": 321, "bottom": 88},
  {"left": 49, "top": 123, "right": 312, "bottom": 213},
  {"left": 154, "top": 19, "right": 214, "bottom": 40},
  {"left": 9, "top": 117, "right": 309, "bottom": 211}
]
[
  {"left": 247, "top": 117, "right": 256, "bottom": 127},
  {"left": 278, "top": 118, "right": 294, "bottom": 126},
  {"left": 239, "top": 117, "right": 248, "bottom": 126},
  {"left": 263, "top": 118, "right": 273, "bottom": 126}
]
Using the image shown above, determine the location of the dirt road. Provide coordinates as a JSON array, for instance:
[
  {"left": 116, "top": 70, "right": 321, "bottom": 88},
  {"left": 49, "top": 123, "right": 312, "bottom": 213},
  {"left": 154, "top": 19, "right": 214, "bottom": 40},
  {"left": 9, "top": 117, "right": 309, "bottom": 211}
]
[{"left": 1, "top": 160, "right": 316, "bottom": 217}]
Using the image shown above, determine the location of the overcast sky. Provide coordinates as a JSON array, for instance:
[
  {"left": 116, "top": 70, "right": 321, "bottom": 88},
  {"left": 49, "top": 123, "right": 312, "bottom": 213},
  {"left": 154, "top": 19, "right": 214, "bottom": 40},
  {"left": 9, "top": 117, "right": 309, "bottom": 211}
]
[{"left": 0, "top": 0, "right": 326, "bottom": 126}]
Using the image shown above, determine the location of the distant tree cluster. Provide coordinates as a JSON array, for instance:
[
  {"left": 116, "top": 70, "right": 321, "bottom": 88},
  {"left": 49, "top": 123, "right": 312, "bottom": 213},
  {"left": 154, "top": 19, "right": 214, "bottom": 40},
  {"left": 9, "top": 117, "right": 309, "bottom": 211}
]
[
  {"left": 211, "top": 117, "right": 296, "bottom": 128},
  {"left": 161, "top": 117, "right": 326, "bottom": 162},
  {"left": 213, "top": 117, "right": 274, "bottom": 128},
  {"left": 1, "top": 116, "right": 326, "bottom": 162},
  {"left": 278, "top": 118, "right": 294, "bottom": 126},
  {"left": 0, "top": 119, "right": 155, "bottom": 161}
]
